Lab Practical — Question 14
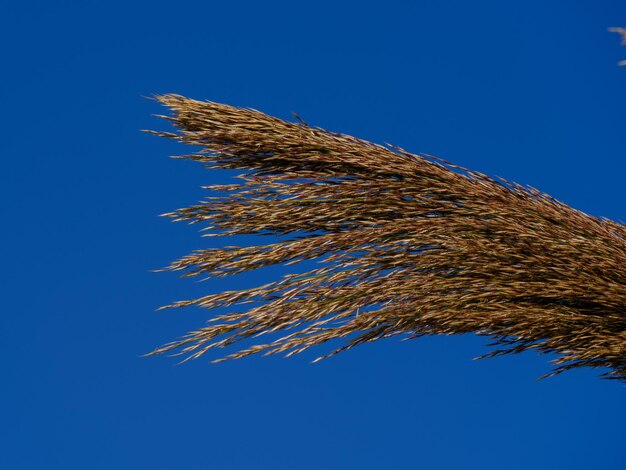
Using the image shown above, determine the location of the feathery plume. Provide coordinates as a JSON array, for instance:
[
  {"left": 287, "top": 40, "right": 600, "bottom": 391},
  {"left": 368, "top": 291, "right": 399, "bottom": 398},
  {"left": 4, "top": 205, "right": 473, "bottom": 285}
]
[
  {"left": 609, "top": 27, "right": 626, "bottom": 65},
  {"left": 147, "top": 94, "right": 626, "bottom": 380}
]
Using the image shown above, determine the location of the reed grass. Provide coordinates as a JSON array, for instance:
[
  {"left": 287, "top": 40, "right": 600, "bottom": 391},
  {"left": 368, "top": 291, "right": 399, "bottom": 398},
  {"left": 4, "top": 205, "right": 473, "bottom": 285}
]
[
  {"left": 147, "top": 94, "right": 626, "bottom": 381},
  {"left": 609, "top": 27, "right": 626, "bottom": 65}
]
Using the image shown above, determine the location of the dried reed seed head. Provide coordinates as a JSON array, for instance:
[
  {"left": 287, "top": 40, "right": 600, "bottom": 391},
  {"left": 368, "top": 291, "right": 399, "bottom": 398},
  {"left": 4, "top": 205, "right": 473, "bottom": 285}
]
[
  {"left": 148, "top": 94, "right": 626, "bottom": 381},
  {"left": 609, "top": 27, "right": 626, "bottom": 65}
]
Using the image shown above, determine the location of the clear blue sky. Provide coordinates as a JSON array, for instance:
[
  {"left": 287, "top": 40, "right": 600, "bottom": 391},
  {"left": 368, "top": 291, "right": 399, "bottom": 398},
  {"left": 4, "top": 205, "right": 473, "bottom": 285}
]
[{"left": 2, "top": 1, "right": 625, "bottom": 469}]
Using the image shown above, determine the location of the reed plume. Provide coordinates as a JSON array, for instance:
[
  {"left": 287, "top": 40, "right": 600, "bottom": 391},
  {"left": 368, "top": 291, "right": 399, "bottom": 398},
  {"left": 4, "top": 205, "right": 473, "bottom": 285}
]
[
  {"left": 609, "top": 27, "right": 626, "bottom": 65},
  {"left": 147, "top": 94, "right": 626, "bottom": 381}
]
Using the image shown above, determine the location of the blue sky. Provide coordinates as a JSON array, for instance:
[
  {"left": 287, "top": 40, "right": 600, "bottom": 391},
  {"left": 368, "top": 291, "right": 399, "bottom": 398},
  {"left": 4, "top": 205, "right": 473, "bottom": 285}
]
[{"left": 2, "top": 1, "right": 625, "bottom": 469}]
